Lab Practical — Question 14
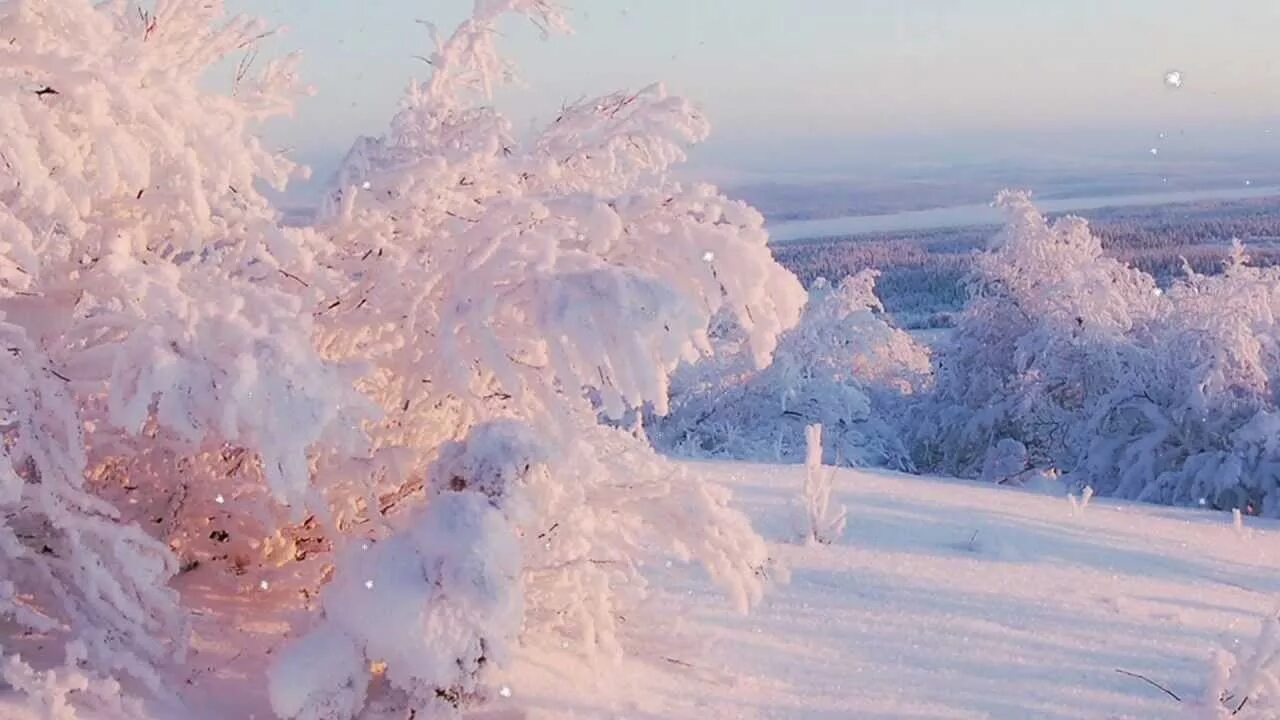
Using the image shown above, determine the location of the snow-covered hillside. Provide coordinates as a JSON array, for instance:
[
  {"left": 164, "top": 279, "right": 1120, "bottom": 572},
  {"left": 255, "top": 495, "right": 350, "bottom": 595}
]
[
  {"left": 10, "top": 461, "right": 1266, "bottom": 720},
  {"left": 4, "top": 4, "right": 1280, "bottom": 720},
  {"left": 499, "top": 463, "right": 1278, "bottom": 719}
]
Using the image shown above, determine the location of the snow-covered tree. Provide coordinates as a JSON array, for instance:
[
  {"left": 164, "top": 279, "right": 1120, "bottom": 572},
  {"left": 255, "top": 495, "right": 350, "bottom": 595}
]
[
  {"left": 287, "top": 1, "right": 802, "bottom": 690},
  {"left": 1079, "top": 244, "right": 1280, "bottom": 516},
  {"left": 912, "top": 190, "right": 1161, "bottom": 480},
  {"left": 652, "top": 269, "right": 930, "bottom": 469},
  {"left": 915, "top": 191, "right": 1280, "bottom": 517},
  {"left": 3, "top": 0, "right": 804, "bottom": 716},
  {"left": 0, "top": 0, "right": 370, "bottom": 704}
]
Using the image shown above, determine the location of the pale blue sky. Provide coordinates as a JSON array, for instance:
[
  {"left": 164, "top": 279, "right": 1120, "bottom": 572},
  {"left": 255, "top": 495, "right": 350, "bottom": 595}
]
[{"left": 227, "top": 1, "right": 1280, "bottom": 188}]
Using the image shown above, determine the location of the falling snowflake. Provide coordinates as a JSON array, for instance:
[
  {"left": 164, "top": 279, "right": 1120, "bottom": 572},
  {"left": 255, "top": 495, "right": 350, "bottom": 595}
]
[
  {"left": 702, "top": 250, "right": 715, "bottom": 262},
  {"left": 1164, "top": 70, "right": 1183, "bottom": 89},
  {"left": 259, "top": 580, "right": 270, "bottom": 590},
  {"left": 361, "top": 181, "right": 372, "bottom": 190},
  {"left": 215, "top": 494, "right": 225, "bottom": 504},
  {"left": 499, "top": 686, "right": 513, "bottom": 698},
  {"left": 364, "top": 579, "right": 374, "bottom": 590},
  {"left": 1149, "top": 147, "right": 1159, "bottom": 156}
]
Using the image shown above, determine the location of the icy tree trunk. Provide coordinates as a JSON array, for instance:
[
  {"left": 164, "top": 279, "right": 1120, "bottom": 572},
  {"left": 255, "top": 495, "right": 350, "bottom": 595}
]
[{"left": 806, "top": 424, "right": 823, "bottom": 476}]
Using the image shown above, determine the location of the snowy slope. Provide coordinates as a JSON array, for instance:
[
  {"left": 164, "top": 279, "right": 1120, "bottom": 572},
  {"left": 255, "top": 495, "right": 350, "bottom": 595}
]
[
  {"left": 501, "top": 463, "right": 1279, "bottom": 720},
  {"left": 4, "top": 463, "right": 1276, "bottom": 720}
]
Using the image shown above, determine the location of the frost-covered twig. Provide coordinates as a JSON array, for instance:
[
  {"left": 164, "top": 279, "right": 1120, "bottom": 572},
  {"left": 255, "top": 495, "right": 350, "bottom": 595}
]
[
  {"left": 796, "top": 424, "right": 848, "bottom": 545},
  {"left": 1195, "top": 611, "right": 1280, "bottom": 718},
  {"left": 1069, "top": 486, "right": 1094, "bottom": 515}
]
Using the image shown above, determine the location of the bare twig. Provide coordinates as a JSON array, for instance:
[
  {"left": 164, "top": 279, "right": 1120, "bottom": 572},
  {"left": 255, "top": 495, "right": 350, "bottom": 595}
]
[
  {"left": 233, "top": 48, "right": 260, "bottom": 93},
  {"left": 1115, "top": 668, "right": 1181, "bottom": 703},
  {"left": 278, "top": 269, "right": 310, "bottom": 288},
  {"left": 235, "top": 28, "right": 277, "bottom": 51}
]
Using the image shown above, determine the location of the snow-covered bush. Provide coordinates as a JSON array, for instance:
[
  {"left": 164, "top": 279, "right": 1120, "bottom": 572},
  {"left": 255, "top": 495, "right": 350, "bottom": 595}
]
[
  {"left": 1078, "top": 244, "right": 1280, "bottom": 516},
  {"left": 0, "top": 319, "right": 188, "bottom": 696},
  {"left": 1, "top": 640, "right": 144, "bottom": 720},
  {"left": 912, "top": 190, "right": 1161, "bottom": 480},
  {"left": 980, "top": 437, "right": 1030, "bottom": 484},
  {"left": 0, "top": 0, "right": 371, "bottom": 703},
  {"left": 652, "top": 270, "right": 930, "bottom": 468},
  {"left": 915, "top": 191, "right": 1280, "bottom": 516},
  {"left": 3, "top": 0, "right": 802, "bottom": 716},
  {"left": 291, "top": 0, "right": 800, "bottom": 674}
]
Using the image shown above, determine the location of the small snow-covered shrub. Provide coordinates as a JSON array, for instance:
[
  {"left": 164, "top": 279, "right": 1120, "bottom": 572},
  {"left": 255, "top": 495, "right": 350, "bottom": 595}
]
[
  {"left": 980, "top": 438, "right": 1030, "bottom": 484},
  {"left": 653, "top": 270, "right": 930, "bottom": 469},
  {"left": 1193, "top": 610, "right": 1280, "bottom": 718}
]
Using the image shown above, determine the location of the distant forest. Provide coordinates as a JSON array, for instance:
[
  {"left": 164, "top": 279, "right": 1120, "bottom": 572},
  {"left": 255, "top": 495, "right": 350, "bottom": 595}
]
[{"left": 774, "top": 196, "right": 1280, "bottom": 328}]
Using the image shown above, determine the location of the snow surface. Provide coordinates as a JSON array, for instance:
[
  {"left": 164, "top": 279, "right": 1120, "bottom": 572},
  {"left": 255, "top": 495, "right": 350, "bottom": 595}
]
[
  {"left": 498, "top": 463, "right": 1278, "bottom": 719},
  {"left": 4, "top": 461, "right": 1277, "bottom": 719}
]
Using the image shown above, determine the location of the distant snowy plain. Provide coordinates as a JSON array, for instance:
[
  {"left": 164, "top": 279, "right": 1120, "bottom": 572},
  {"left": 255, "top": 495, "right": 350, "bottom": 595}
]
[{"left": 767, "top": 186, "right": 1280, "bottom": 242}]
